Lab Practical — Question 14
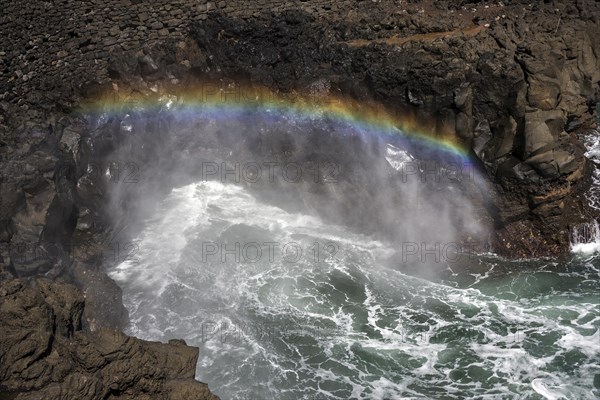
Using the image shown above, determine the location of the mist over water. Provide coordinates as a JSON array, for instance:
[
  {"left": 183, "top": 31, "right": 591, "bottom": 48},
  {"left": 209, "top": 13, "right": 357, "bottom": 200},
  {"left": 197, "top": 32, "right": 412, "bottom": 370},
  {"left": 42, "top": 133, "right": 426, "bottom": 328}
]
[
  {"left": 581, "top": 130, "right": 600, "bottom": 212},
  {"left": 571, "top": 130, "right": 600, "bottom": 255},
  {"left": 96, "top": 100, "right": 600, "bottom": 399}
]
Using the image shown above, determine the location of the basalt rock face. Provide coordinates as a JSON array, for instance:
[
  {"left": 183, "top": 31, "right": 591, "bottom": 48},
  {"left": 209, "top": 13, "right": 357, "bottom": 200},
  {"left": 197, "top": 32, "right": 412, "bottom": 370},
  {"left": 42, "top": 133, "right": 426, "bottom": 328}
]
[
  {"left": 0, "top": 275, "right": 219, "bottom": 400},
  {"left": 187, "top": 2, "right": 600, "bottom": 257}
]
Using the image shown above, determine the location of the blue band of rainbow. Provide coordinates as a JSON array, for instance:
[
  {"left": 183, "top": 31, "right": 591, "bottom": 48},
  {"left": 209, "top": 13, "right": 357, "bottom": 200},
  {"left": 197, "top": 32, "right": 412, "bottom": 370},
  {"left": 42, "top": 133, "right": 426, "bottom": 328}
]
[{"left": 79, "top": 85, "right": 473, "bottom": 162}]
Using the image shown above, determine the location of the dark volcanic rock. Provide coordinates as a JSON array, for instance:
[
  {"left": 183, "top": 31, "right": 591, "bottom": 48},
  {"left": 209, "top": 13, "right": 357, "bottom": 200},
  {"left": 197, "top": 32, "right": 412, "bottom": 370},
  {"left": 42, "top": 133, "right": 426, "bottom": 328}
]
[
  {"left": 186, "top": 3, "right": 599, "bottom": 257},
  {"left": 0, "top": 277, "right": 219, "bottom": 400}
]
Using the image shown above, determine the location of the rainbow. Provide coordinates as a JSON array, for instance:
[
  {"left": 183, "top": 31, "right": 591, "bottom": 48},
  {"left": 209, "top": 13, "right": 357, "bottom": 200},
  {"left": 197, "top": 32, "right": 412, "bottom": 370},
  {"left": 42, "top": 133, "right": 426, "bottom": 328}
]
[{"left": 78, "top": 84, "right": 472, "bottom": 162}]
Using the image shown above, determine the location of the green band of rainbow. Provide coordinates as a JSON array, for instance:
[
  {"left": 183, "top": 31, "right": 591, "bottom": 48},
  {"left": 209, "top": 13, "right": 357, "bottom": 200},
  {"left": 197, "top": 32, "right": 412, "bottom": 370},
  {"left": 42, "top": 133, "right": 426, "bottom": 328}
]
[{"left": 79, "top": 88, "right": 472, "bottom": 162}]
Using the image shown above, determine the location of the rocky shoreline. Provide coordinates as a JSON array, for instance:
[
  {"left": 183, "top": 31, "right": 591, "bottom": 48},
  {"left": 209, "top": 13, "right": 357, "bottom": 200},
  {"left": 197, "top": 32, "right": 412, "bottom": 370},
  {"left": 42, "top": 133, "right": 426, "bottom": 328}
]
[
  {"left": 0, "top": 277, "right": 219, "bottom": 399},
  {"left": 1, "top": 1, "right": 599, "bottom": 398}
]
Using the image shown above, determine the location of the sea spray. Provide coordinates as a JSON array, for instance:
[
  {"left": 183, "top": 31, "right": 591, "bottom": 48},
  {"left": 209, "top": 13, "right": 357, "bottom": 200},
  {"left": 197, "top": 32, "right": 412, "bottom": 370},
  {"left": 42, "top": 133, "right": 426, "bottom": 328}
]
[{"left": 571, "top": 220, "right": 600, "bottom": 254}]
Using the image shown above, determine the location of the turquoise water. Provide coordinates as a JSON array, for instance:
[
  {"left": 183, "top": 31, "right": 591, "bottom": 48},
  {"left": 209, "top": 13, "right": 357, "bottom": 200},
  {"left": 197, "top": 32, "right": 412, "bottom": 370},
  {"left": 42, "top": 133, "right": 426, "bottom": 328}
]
[{"left": 109, "top": 180, "right": 599, "bottom": 400}]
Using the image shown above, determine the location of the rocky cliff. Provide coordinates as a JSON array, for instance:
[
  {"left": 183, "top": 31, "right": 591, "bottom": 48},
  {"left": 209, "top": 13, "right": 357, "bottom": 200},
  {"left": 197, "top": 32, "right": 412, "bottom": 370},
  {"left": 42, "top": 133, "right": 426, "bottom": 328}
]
[
  {"left": 185, "top": 2, "right": 600, "bottom": 257},
  {"left": 0, "top": 273, "right": 219, "bottom": 399}
]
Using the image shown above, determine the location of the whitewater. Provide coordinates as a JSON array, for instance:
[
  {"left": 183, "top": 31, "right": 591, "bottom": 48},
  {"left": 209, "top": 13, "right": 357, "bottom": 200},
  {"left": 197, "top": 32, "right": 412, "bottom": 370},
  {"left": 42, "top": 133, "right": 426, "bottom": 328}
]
[{"left": 105, "top": 106, "right": 599, "bottom": 399}]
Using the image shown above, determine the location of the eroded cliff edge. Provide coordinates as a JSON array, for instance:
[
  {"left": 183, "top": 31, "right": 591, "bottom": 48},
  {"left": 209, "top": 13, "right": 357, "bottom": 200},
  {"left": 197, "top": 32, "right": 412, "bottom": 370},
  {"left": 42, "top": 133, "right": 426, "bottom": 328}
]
[
  {"left": 183, "top": 4, "right": 600, "bottom": 257},
  {"left": 0, "top": 274, "right": 219, "bottom": 399}
]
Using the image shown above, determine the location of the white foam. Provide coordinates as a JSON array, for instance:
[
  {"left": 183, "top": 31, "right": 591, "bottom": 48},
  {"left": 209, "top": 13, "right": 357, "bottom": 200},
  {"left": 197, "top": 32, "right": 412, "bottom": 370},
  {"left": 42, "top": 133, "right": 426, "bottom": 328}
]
[
  {"left": 582, "top": 130, "right": 600, "bottom": 210},
  {"left": 531, "top": 378, "right": 568, "bottom": 400},
  {"left": 571, "top": 242, "right": 600, "bottom": 254},
  {"left": 110, "top": 177, "right": 600, "bottom": 399},
  {"left": 571, "top": 220, "right": 600, "bottom": 254}
]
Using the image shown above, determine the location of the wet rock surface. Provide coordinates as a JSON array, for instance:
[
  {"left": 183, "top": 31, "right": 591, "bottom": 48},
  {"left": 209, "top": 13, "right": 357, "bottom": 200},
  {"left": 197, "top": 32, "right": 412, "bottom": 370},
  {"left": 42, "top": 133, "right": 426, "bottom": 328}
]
[
  {"left": 0, "top": 275, "right": 219, "bottom": 400},
  {"left": 0, "top": 0, "right": 599, "bottom": 398},
  {"left": 186, "top": 2, "right": 599, "bottom": 257}
]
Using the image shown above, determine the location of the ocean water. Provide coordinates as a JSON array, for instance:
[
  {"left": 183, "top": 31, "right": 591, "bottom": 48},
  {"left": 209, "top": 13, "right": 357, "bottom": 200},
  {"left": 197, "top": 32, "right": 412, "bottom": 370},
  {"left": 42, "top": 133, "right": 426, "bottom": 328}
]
[
  {"left": 105, "top": 110, "right": 599, "bottom": 399},
  {"left": 109, "top": 187, "right": 599, "bottom": 399}
]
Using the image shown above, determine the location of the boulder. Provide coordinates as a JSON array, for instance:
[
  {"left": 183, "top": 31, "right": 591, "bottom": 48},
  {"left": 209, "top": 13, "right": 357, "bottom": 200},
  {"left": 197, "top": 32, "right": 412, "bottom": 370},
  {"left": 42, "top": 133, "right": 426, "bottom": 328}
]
[
  {"left": 471, "top": 119, "right": 493, "bottom": 162},
  {"left": 525, "top": 150, "right": 559, "bottom": 178},
  {"left": 527, "top": 74, "right": 561, "bottom": 110},
  {"left": 72, "top": 261, "right": 129, "bottom": 331},
  {"left": 455, "top": 112, "right": 472, "bottom": 141},
  {"left": 522, "top": 110, "right": 565, "bottom": 158},
  {"left": 489, "top": 115, "right": 517, "bottom": 160},
  {"left": 525, "top": 148, "right": 580, "bottom": 179}
]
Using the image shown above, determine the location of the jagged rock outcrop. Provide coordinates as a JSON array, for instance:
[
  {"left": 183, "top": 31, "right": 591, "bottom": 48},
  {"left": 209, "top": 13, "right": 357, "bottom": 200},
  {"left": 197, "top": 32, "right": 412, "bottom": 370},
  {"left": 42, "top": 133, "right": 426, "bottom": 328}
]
[
  {"left": 186, "top": 2, "right": 599, "bottom": 257},
  {"left": 0, "top": 276, "right": 219, "bottom": 400}
]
